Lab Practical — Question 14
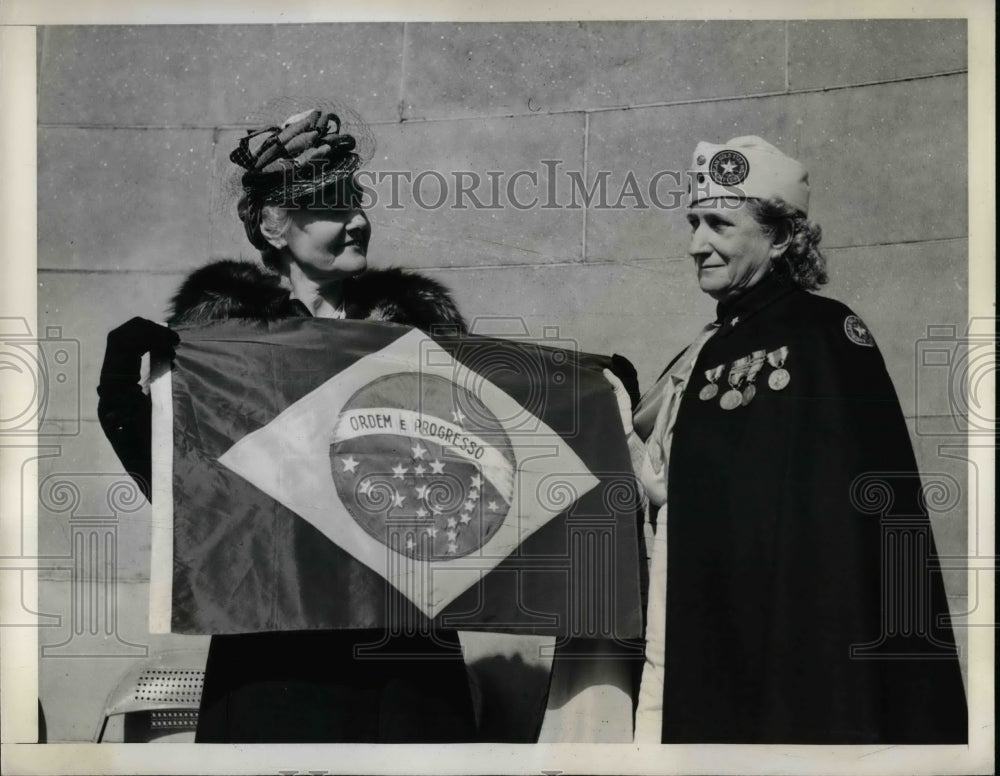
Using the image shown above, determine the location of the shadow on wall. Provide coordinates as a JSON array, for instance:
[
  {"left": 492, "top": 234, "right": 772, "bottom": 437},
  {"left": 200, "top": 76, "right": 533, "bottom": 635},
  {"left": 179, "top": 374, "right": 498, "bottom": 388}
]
[{"left": 466, "top": 652, "right": 552, "bottom": 742}]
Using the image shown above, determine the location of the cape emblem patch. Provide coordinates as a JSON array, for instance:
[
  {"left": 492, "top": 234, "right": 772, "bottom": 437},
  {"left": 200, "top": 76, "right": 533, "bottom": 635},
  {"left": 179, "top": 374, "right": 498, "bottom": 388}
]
[
  {"left": 708, "top": 149, "right": 749, "bottom": 186},
  {"left": 843, "top": 315, "right": 875, "bottom": 347}
]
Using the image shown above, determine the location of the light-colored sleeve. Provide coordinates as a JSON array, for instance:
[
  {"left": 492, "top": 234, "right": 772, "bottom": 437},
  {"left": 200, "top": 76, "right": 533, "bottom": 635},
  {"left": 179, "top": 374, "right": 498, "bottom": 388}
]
[
  {"left": 631, "top": 426, "right": 669, "bottom": 509},
  {"left": 626, "top": 430, "right": 651, "bottom": 512},
  {"left": 632, "top": 503, "right": 668, "bottom": 742}
]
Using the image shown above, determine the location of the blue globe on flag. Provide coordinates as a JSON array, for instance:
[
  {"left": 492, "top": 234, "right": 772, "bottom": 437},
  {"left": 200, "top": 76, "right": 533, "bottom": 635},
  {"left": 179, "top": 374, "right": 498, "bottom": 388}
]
[{"left": 329, "top": 372, "right": 516, "bottom": 560}]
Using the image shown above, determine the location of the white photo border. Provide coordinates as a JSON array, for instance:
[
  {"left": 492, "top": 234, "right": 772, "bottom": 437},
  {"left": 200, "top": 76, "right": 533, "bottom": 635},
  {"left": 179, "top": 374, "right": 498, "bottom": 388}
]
[{"left": 1, "top": 1, "right": 994, "bottom": 774}]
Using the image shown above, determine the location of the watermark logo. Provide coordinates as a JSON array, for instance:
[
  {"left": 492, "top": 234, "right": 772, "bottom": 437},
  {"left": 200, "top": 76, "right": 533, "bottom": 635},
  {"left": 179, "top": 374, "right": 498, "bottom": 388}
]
[
  {"left": 914, "top": 319, "right": 996, "bottom": 437},
  {"left": 0, "top": 318, "right": 80, "bottom": 437},
  {"left": 284, "top": 162, "right": 744, "bottom": 212}
]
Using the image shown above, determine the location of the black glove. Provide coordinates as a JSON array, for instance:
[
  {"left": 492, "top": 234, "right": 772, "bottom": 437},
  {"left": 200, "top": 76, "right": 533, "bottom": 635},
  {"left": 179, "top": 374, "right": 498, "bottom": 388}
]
[
  {"left": 98, "top": 317, "right": 179, "bottom": 397},
  {"left": 97, "top": 318, "right": 179, "bottom": 502}
]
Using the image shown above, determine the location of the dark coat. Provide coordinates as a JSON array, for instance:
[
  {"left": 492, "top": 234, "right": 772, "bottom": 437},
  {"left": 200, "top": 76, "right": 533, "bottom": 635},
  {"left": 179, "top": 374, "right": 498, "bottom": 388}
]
[
  {"left": 167, "top": 259, "right": 467, "bottom": 332},
  {"left": 99, "top": 260, "right": 476, "bottom": 743},
  {"left": 659, "top": 272, "right": 967, "bottom": 743}
]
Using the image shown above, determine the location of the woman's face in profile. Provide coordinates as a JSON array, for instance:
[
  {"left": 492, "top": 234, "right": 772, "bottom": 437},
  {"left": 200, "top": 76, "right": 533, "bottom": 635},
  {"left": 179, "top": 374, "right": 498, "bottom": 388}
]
[
  {"left": 686, "top": 199, "right": 775, "bottom": 302},
  {"left": 283, "top": 205, "right": 371, "bottom": 279}
]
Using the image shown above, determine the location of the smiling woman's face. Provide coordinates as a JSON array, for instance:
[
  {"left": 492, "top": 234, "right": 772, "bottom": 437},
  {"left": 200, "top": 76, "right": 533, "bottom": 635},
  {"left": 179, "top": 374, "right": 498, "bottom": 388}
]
[
  {"left": 686, "top": 199, "right": 776, "bottom": 302},
  {"left": 282, "top": 204, "right": 371, "bottom": 280}
]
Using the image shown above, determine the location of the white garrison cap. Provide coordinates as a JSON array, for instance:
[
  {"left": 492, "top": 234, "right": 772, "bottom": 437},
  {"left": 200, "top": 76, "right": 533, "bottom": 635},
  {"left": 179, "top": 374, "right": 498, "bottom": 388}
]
[{"left": 688, "top": 135, "right": 810, "bottom": 214}]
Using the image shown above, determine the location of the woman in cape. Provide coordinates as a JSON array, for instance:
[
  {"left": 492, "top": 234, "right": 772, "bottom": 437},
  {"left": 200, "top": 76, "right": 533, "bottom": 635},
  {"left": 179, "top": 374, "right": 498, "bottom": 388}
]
[{"left": 607, "top": 135, "right": 967, "bottom": 743}]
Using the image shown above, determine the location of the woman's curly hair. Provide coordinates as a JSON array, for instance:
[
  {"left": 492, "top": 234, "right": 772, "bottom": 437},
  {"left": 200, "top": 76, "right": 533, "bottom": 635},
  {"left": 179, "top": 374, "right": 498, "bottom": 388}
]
[{"left": 746, "top": 196, "right": 828, "bottom": 290}]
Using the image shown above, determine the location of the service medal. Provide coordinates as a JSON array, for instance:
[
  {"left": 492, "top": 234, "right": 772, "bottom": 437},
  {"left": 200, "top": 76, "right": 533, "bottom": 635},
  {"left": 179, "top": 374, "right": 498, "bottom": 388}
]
[
  {"left": 720, "top": 356, "right": 750, "bottom": 410},
  {"left": 741, "top": 384, "right": 757, "bottom": 405},
  {"left": 768, "top": 368, "right": 790, "bottom": 391},
  {"left": 766, "top": 346, "right": 790, "bottom": 391},
  {"left": 699, "top": 364, "right": 725, "bottom": 401},
  {"left": 720, "top": 389, "right": 743, "bottom": 410}
]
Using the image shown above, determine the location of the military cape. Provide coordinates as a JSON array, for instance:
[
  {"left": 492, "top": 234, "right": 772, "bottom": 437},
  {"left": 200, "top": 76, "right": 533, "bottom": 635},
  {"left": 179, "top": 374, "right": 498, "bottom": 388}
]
[{"left": 661, "top": 272, "right": 967, "bottom": 744}]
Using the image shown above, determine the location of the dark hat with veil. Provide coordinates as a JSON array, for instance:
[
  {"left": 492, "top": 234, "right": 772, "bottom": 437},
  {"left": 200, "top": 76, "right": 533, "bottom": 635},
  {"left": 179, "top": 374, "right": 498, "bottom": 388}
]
[{"left": 228, "top": 98, "right": 375, "bottom": 250}]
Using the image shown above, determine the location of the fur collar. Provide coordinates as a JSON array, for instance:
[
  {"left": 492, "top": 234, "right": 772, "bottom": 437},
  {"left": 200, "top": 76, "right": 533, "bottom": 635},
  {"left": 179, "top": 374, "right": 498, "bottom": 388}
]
[{"left": 168, "top": 260, "right": 467, "bottom": 334}]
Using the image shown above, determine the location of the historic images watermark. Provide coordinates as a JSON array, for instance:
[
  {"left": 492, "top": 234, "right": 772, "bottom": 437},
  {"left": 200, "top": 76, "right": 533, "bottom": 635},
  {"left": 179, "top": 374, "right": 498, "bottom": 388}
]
[
  {"left": 913, "top": 319, "right": 996, "bottom": 438},
  {"left": 272, "top": 163, "right": 748, "bottom": 212},
  {"left": 0, "top": 317, "right": 80, "bottom": 438},
  {"left": 1, "top": 316, "right": 148, "bottom": 657}
]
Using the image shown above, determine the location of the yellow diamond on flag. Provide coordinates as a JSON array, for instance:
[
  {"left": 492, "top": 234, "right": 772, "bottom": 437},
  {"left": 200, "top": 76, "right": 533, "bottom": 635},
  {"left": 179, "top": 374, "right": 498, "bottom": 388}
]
[{"left": 217, "top": 329, "right": 598, "bottom": 618}]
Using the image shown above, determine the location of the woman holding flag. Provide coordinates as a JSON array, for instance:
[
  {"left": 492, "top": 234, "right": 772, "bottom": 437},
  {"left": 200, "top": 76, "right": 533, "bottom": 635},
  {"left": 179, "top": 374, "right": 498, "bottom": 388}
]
[{"left": 97, "top": 103, "right": 478, "bottom": 742}]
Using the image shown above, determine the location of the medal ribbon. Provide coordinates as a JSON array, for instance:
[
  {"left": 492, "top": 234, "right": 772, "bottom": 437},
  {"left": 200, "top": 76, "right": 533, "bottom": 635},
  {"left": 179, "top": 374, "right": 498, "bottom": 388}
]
[
  {"left": 766, "top": 346, "right": 789, "bottom": 369},
  {"left": 745, "top": 350, "right": 767, "bottom": 384},
  {"left": 704, "top": 364, "right": 725, "bottom": 386},
  {"left": 727, "top": 355, "right": 751, "bottom": 389}
]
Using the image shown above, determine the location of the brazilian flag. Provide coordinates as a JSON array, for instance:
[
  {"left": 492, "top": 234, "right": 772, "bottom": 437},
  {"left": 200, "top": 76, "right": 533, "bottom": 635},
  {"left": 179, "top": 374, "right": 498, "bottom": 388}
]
[{"left": 149, "top": 318, "right": 642, "bottom": 638}]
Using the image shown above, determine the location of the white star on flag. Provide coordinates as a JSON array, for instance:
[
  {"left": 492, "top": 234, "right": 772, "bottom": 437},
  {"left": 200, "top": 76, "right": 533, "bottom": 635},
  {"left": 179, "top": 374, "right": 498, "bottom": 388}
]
[
  {"left": 459, "top": 514, "right": 472, "bottom": 525},
  {"left": 451, "top": 408, "right": 466, "bottom": 425},
  {"left": 411, "top": 444, "right": 427, "bottom": 460},
  {"left": 340, "top": 456, "right": 359, "bottom": 473},
  {"left": 416, "top": 507, "right": 429, "bottom": 518},
  {"left": 217, "top": 328, "right": 598, "bottom": 618},
  {"left": 392, "top": 491, "right": 405, "bottom": 508},
  {"left": 470, "top": 474, "right": 482, "bottom": 489},
  {"left": 413, "top": 464, "right": 426, "bottom": 476},
  {"left": 414, "top": 484, "right": 429, "bottom": 499},
  {"left": 488, "top": 500, "right": 500, "bottom": 510}
]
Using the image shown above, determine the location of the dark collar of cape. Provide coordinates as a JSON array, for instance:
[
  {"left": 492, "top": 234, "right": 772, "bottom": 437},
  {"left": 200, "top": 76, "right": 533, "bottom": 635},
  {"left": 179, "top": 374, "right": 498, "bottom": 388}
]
[
  {"left": 714, "top": 270, "right": 798, "bottom": 331},
  {"left": 167, "top": 259, "right": 467, "bottom": 336}
]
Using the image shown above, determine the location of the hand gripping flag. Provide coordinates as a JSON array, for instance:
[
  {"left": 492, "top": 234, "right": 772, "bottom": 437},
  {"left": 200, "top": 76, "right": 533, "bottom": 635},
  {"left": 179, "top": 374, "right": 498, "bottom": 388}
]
[{"left": 150, "top": 318, "right": 642, "bottom": 637}]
